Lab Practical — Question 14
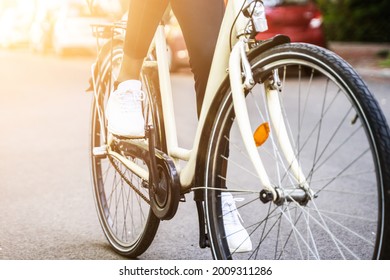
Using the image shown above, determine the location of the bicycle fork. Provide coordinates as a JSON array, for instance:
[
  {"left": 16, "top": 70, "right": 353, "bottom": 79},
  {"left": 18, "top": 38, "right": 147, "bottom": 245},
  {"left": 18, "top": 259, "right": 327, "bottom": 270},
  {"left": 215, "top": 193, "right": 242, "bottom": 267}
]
[{"left": 229, "top": 39, "right": 313, "bottom": 205}]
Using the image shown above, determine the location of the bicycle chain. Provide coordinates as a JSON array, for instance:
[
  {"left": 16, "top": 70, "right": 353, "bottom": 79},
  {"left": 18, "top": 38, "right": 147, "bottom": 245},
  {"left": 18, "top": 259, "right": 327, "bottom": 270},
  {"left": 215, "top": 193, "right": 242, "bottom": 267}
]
[{"left": 108, "top": 155, "right": 151, "bottom": 204}]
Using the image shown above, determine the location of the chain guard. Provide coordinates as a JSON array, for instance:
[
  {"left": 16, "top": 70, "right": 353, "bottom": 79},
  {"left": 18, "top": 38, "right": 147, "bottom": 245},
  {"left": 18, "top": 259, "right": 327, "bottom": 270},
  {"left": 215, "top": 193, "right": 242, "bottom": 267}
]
[{"left": 149, "top": 150, "right": 180, "bottom": 220}]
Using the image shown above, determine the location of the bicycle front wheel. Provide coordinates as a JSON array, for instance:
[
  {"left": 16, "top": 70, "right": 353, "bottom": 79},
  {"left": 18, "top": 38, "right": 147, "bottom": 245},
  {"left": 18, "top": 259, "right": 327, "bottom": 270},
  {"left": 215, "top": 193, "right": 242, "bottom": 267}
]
[
  {"left": 205, "top": 43, "right": 390, "bottom": 259},
  {"left": 90, "top": 39, "right": 161, "bottom": 257}
]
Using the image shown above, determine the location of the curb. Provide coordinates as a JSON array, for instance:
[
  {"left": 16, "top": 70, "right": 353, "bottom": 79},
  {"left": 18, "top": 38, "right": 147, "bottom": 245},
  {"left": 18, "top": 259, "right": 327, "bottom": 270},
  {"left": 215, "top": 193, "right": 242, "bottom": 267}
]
[
  {"left": 354, "top": 67, "right": 390, "bottom": 80},
  {"left": 329, "top": 42, "right": 390, "bottom": 81}
]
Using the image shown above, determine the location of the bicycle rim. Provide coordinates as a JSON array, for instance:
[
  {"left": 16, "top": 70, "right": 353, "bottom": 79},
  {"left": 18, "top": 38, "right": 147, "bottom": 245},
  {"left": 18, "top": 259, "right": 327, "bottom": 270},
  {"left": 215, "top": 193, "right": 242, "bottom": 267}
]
[
  {"left": 205, "top": 43, "right": 390, "bottom": 260},
  {"left": 90, "top": 40, "right": 160, "bottom": 257}
]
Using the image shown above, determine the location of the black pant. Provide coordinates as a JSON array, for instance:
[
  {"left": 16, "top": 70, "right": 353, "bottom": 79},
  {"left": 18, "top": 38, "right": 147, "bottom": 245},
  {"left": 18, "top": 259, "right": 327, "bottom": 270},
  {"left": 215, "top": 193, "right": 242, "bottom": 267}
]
[{"left": 124, "top": 0, "right": 225, "bottom": 116}]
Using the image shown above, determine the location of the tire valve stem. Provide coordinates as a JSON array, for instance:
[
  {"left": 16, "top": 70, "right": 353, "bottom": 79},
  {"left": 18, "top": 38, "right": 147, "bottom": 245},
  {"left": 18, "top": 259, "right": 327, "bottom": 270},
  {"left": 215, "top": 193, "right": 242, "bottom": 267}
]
[{"left": 351, "top": 114, "right": 359, "bottom": 125}]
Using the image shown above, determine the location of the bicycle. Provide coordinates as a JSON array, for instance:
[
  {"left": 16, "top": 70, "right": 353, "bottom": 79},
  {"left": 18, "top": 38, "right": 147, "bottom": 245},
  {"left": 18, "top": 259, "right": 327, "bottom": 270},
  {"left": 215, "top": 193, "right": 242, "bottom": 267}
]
[{"left": 88, "top": 0, "right": 390, "bottom": 259}]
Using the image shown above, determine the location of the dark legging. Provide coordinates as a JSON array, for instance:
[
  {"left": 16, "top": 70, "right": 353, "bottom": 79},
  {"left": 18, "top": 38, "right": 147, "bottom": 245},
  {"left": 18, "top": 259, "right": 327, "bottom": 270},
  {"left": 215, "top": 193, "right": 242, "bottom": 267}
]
[{"left": 123, "top": 0, "right": 225, "bottom": 116}]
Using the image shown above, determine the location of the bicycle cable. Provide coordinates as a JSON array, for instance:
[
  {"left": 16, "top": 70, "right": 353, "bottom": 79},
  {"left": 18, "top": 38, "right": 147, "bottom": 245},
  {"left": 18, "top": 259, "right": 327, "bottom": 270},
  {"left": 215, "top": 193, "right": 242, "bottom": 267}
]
[
  {"left": 229, "top": 0, "right": 247, "bottom": 51},
  {"left": 229, "top": 0, "right": 264, "bottom": 50}
]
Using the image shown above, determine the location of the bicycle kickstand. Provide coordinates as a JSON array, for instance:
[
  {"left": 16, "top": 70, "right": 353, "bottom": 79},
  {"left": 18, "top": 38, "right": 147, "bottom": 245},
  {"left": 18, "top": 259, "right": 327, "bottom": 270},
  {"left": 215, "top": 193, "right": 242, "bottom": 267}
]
[{"left": 196, "top": 200, "right": 210, "bottom": 249}]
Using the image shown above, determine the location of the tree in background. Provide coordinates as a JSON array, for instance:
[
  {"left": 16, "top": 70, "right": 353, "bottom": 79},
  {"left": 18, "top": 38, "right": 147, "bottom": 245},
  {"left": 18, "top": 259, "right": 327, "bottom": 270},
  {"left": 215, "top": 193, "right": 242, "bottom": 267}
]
[{"left": 316, "top": 0, "right": 390, "bottom": 42}]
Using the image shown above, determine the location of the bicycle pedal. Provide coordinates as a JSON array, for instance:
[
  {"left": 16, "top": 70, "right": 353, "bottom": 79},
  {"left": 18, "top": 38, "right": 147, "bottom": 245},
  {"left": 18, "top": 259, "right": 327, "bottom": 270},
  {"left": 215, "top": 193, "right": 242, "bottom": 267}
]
[{"left": 93, "top": 145, "right": 108, "bottom": 158}]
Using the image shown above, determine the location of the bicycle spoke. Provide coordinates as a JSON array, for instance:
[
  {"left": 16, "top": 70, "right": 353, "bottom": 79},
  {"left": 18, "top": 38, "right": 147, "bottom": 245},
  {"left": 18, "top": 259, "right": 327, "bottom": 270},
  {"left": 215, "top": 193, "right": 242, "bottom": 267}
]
[{"left": 315, "top": 148, "right": 370, "bottom": 195}]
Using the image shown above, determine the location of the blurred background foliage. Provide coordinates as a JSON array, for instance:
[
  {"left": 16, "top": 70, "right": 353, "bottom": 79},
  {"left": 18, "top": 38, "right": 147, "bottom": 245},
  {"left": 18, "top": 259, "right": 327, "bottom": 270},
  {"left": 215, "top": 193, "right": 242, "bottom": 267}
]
[{"left": 316, "top": 0, "right": 390, "bottom": 42}]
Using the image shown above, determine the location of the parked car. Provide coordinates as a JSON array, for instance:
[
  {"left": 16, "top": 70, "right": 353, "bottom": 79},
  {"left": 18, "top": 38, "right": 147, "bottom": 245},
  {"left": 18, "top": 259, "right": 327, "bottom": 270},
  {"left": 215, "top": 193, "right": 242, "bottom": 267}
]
[
  {"left": 52, "top": 0, "right": 107, "bottom": 55},
  {"left": 256, "top": 0, "right": 327, "bottom": 48},
  {"left": 165, "top": 0, "right": 326, "bottom": 71},
  {"left": 29, "top": 5, "right": 57, "bottom": 54}
]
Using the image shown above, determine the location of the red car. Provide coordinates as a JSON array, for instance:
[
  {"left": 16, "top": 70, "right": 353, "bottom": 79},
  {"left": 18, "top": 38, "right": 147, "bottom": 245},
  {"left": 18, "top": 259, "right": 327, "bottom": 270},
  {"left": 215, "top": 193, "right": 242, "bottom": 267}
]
[
  {"left": 167, "top": 0, "right": 326, "bottom": 71},
  {"left": 256, "top": 0, "right": 327, "bottom": 48}
]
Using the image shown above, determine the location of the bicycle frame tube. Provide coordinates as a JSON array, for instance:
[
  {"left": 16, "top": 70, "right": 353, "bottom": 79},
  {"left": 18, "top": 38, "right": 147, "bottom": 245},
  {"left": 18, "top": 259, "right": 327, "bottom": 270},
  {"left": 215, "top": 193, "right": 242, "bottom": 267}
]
[
  {"left": 155, "top": 0, "right": 245, "bottom": 189},
  {"left": 154, "top": 1, "right": 260, "bottom": 188}
]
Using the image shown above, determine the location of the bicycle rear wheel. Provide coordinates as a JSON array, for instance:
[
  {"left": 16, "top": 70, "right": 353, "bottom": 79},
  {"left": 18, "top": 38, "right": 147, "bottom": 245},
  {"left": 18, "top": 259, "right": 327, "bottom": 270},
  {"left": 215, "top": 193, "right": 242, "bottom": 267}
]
[
  {"left": 204, "top": 43, "right": 390, "bottom": 259},
  {"left": 90, "top": 38, "right": 162, "bottom": 257}
]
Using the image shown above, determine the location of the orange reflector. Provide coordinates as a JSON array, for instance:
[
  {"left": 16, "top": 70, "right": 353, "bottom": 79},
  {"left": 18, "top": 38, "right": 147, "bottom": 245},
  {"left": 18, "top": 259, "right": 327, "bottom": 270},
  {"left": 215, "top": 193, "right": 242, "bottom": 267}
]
[{"left": 254, "top": 122, "right": 270, "bottom": 147}]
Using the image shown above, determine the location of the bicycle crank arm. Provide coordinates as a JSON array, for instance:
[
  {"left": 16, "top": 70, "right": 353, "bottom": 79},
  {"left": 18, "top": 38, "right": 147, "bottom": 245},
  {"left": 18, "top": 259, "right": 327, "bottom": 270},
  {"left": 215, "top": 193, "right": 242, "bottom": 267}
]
[
  {"left": 146, "top": 126, "right": 159, "bottom": 193},
  {"left": 146, "top": 126, "right": 181, "bottom": 220},
  {"left": 97, "top": 136, "right": 153, "bottom": 182},
  {"left": 92, "top": 135, "right": 150, "bottom": 182}
]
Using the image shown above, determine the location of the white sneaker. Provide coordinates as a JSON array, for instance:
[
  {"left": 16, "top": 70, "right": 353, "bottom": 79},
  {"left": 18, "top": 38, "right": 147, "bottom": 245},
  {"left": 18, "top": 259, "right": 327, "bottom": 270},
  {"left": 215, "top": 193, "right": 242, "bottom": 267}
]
[
  {"left": 106, "top": 80, "right": 145, "bottom": 138},
  {"left": 222, "top": 192, "right": 252, "bottom": 253}
]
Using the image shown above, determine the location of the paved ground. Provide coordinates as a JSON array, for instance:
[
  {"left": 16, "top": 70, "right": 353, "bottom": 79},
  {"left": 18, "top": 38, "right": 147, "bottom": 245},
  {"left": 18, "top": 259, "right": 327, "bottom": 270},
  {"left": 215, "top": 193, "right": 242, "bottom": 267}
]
[{"left": 329, "top": 42, "right": 390, "bottom": 80}]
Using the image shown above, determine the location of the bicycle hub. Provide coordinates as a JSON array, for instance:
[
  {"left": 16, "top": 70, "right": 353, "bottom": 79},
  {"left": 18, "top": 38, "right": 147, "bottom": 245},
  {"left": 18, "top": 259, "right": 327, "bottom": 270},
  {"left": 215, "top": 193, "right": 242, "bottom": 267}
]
[{"left": 260, "top": 187, "right": 311, "bottom": 206}]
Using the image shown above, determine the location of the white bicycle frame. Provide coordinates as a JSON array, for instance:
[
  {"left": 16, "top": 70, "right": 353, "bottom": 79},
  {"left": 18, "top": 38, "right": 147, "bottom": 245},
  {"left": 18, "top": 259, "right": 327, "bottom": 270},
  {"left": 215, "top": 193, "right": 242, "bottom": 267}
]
[
  {"left": 98, "top": 0, "right": 309, "bottom": 200},
  {"left": 153, "top": 0, "right": 248, "bottom": 189}
]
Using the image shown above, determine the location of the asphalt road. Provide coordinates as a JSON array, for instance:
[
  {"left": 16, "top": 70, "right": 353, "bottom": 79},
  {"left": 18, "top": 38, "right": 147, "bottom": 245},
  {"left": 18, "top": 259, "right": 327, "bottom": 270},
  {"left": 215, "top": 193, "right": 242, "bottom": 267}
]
[{"left": 0, "top": 49, "right": 389, "bottom": 260}]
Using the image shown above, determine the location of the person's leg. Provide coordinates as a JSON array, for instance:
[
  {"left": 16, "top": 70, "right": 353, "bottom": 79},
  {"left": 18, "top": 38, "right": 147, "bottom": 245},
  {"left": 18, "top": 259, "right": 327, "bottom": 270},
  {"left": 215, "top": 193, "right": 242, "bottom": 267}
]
[
  {"left": 171, "top": 1, "right": 252, "bottom": 252},
  {"left": 117, "top": 0, "right": 169, "bottom": 82},
  {"left": 170, "top": 0, "right": 225, "bottom": 116},
  {"left": 107, "top": 0, "right": 169, "bottom": 137}
]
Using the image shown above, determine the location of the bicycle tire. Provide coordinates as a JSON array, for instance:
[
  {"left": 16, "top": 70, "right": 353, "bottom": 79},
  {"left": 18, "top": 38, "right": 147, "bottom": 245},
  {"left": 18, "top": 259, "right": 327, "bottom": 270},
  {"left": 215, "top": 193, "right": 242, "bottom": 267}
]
[
  {"left": 204, "top": 43, "right": 390, "bottom": 259},
  {"left": 90, "top": 38, "right": 164, "bottom": 257}
]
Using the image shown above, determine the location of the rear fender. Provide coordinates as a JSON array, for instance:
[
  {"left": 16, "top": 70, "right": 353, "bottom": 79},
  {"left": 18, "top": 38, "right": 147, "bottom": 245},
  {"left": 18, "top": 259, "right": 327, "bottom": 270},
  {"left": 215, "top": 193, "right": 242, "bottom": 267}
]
[{"left": 86, "top": 34, "right": 124, "bottom": 92}]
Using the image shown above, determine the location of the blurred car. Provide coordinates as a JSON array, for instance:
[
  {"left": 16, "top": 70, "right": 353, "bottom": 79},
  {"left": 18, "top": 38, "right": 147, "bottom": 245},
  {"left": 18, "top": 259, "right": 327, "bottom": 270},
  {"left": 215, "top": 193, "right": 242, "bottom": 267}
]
[
  {"left": 165, "top": 0, "right": 325, "bottom": 71},
  {"left": 119, "top": 10, "right": 187, "bottom": 71},
  {"left": 0, "top": 8, "right": 31, "bottom": 48},
  {"left": 256, "top": 0, "right": 327, "bottom": 48},
  {"left": 29, "top": 5, "right": 57, "bottom": 54},
  {"left": 52, "top": 0, "right": 108, "bottom": 55}
]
